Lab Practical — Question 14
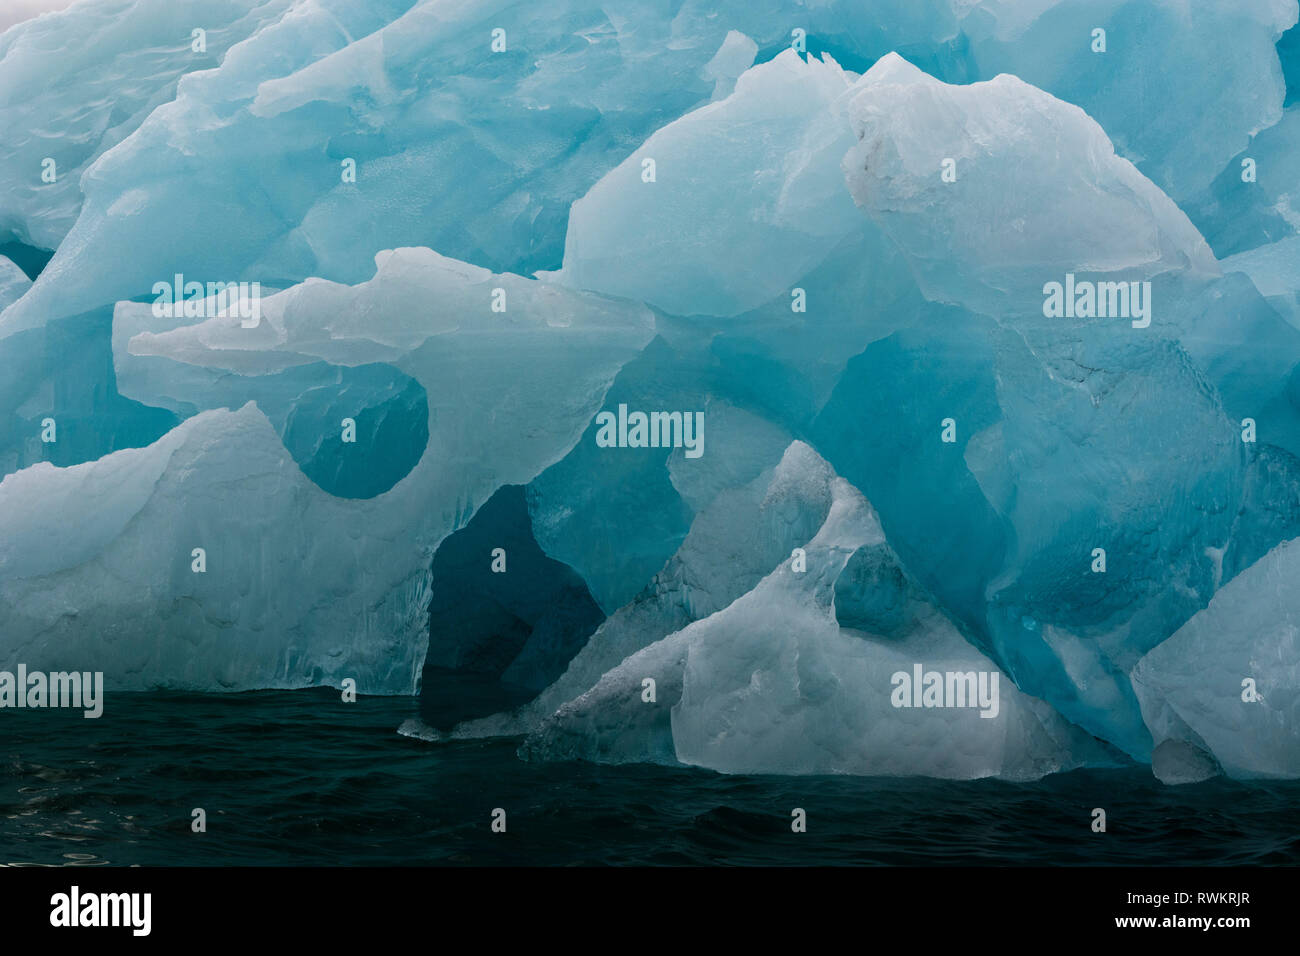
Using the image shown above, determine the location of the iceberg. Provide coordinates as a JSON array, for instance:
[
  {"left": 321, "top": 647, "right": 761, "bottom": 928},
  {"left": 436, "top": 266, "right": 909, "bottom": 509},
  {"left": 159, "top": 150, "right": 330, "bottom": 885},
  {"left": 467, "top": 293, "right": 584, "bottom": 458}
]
[
  {"left": 841, "top": 54, "right": 1219, "bottom": 314},
  {"left": 2, "top": 0, "right": 1299, "bottom": 784},
  {"left": 1183, "top": 107, "right": 1300, "bottom": 259},
  {"left": 957, "top": 0, "right": 1298, "bottom": 201},
  {"left": 0, "top": 0, "right": 294, "bottom": 253},
  {"left": 0, "top": 254, "right": 29, "bottom": 311},
  {"left": 0, "top": 246, "right": 652, "bottom": 691},
  {"left": 0, "top": 0, "right": 965, "bottom": 342},
  {"left": 552, "top": 50, "right": 871, "bottom": 318},
  {"left": 819, "top": 54, "right": 1300, "bottom": 758},
  {"left": 490, "top": 439, "right": 832, "bottom": 737},
  {"left": 1133, "top": 538, "right": 1300, "bottom": 779},
  {"left": 517, "top": 445, "right": 1116, "bottom": 780},
  {"left": 422, "top": 483, "right": 603, "bottom": 697},
  {"left": 1221, "top": 236, "right": 1300, "bottom": 330}
]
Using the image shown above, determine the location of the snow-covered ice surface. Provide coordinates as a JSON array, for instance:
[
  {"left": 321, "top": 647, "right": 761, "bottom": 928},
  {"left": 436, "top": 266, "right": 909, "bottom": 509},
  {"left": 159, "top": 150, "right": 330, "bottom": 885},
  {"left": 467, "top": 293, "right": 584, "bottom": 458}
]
[{"left": 3, "top": 0, "right": 1300, "bottom": 781}]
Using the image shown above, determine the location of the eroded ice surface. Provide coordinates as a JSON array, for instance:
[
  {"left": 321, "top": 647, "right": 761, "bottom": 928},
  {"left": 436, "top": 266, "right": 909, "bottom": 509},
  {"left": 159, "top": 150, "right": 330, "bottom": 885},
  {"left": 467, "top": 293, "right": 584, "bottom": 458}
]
[
  {"left": 552, "top": 50, "right": 870, "bottom": 318},
  {"left": 956, "top": 0, "right": 1298, "bottom": 201},
  {"left": 0, "top": 247, "right": 651, "bottom": 690},
  {"left": 0, "top": 0, "right": 294, "bottom": 252},
  {"left": 514, "top": 446, "right": 1116, "bottom": 780},
  {"left": 0, "top": 255, "right": 29, "bottom": 311},
  {"left": 2, "top": 0, "right": 1300, "bottom": 781},
  {"left": 1133, "top": 538, "right": 1300, "bottom": 780}
]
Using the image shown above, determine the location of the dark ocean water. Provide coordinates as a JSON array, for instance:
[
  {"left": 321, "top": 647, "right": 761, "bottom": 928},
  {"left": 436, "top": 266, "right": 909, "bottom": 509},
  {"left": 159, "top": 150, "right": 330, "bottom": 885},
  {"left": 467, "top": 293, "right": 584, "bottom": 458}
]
[{"left": 1, "top": 689, "right": 1297, "bottom": 867}]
